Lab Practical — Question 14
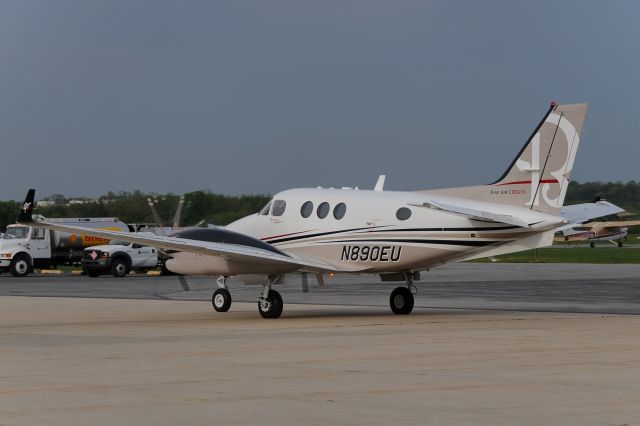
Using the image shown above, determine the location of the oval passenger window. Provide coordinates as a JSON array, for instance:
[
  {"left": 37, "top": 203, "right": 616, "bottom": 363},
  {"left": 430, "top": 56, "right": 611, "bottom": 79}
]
[
  {"left": 396, "top": 207, "right": 412, "bottom": 221},
  {"left": 333, "top": 203, "right": 346, "bottom": 220},
  {"left": 300, "top": 201, "right": 313, "bottom": 218},
  {"left": 317, "top": 202, "right": 330, "bottom": 219}
]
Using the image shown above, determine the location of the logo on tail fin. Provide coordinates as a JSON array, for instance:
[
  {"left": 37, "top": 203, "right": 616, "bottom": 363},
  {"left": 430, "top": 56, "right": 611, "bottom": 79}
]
[
  {"left": 22, "top": 202, "right": 32, "bottom": 213},
  {"left": 515, "top": 112, "right": 579, "bottom": 208}
]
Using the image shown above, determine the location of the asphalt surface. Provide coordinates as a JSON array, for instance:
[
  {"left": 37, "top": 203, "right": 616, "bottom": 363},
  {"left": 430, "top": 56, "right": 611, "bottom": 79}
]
[{"left": 2, "top": 263, "right": 639, "bottom": 314}]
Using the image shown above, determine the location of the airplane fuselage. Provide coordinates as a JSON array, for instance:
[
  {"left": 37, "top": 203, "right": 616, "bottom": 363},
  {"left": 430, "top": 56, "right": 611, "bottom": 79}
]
[{"left": 223, "top": 188, "right": 559, "bottom": 274}]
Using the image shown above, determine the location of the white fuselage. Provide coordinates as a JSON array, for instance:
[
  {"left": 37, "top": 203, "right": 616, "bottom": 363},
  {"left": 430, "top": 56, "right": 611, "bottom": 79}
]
[{"left": 222, "top": 188, "right": 557, "bottom": 273}]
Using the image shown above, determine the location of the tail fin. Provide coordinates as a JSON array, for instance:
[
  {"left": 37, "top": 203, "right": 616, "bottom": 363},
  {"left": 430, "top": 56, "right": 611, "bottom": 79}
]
[
  {"left": 17, "top": 189, "right": 36, "bottom": 224},
  {"left": 423, "top": 102, "right": 588, "bottom": 215},
  {"left": 491, "top": 102, "right": 587, "bottom": 214}
]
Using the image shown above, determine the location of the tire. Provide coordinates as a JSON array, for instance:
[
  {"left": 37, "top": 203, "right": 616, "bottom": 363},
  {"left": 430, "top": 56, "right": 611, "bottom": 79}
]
[
  {"left": 258, "top": 289, "right": 283, "bottom": 319},
  {"left": 590, "top": 242, "right": 595, "bottom": 248},
  {"left": 389, "top": 287, "right": 414, "bottom": 315},
  {"left": 110, "top": 258, "right": 130, "bottom": 278},
  {"left": 618, "top": 241, "right": 624, "bottom": 248},
  {"left": 212, "top": 288, "right": 232, "bottom": 312},
  {"left": 86, "top": 269, "right": 102, "bottom": 278},
  {"left": 10, "top": 254, "right": 31, "bottom": 277}
]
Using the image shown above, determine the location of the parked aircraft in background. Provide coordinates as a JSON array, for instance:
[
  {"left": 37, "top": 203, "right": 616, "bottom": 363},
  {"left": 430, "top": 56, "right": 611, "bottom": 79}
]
[
  {"left": 19, "top": 102, "right": 588, "bottom": 318},
  {"left": 560, "top": 219, "right": 640, "bottom": 247}
]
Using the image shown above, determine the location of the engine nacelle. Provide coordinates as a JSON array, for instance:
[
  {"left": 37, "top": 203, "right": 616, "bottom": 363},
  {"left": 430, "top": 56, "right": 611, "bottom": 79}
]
[{"left": 165, "top": 252, "right": 298, "bottom": 276}]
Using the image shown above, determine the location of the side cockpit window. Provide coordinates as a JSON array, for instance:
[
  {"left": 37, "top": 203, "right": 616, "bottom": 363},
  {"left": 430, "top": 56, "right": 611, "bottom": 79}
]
[{"left": 272, "top": 200, "right": 287, "bottom": 216}]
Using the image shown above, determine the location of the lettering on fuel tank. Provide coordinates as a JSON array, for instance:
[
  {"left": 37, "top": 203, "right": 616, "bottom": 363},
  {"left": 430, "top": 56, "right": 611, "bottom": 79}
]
[{"left": 341, "top": 245, "right": 401, "bottom": 262}]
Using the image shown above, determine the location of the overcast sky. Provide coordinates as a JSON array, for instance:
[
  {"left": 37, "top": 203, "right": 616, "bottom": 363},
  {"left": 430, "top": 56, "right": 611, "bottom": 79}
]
[{"left": 1, "top": 0, "right": 638, "bottom": 201}]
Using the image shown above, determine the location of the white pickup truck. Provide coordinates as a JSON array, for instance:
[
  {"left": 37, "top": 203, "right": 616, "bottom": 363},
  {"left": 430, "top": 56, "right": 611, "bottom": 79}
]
[{"left": 81, "top": 237, "right": 158, "bottom": 278}]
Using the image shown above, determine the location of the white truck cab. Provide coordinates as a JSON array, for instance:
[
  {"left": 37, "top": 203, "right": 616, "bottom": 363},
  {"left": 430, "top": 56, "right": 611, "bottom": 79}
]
[
  {"left": 82, "top": 236, "right": 158, "bottom": 278},
  {"left": 0, "top": 225, "right": 50, "bottom": 276}
]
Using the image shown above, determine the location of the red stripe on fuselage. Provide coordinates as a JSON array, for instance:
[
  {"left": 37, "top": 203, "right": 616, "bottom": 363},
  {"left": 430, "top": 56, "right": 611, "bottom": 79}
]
[
  {"left": 261, "top": 230, "right": 316, "bottom": 241},
  {"left": 495, "top": 179, "right": 559, "bottom": 186}
]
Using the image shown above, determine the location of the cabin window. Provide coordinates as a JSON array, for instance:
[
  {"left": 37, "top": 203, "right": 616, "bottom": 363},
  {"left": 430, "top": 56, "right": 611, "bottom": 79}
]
[
  {"left": 333, "top": 202, "right": 346, "bottom": 220},
  {"left": 300, "top": 201, "right": 313, "bottom": 218},
  {"left": 396, "top": 207, "right": 412, "bottom": 221},
  {"left": 32, "top": 228, "right": 46, "bottom": 240},
  {"left": 260, "top": 202, "right": 272, "bottom": 216},
  {"left": 317, "top": 202, "right": 330, "bottom": 219},
  {"left": 272, "top": 200, "right": 287, "bottom": 216}
]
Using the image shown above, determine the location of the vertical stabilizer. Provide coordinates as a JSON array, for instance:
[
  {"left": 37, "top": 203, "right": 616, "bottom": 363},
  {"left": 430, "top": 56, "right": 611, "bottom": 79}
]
[
  {"left": 492, "top": 102, "right": 588, "bottom": 214},
  {"left": 423, "top": 102, "right": 588, "bottom": 215}
]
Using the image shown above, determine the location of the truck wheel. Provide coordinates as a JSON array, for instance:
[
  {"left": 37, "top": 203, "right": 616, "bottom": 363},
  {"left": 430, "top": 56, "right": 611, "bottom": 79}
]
[
  {"left": 110, "top": 259, "right": 130, "bottom": 278},
  {"left": 86, "top": 269, "right": 102, "bottom": 278},
  {"left": 10, "top": 254, "right": 31, "bottom": 277}
]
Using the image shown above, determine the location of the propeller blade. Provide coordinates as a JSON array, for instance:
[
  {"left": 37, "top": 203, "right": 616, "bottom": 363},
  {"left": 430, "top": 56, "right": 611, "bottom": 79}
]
[
  {"left": 177, "top": 275, "right": 190, "bottom": 291},
  {"left": 315, "top": 273, "right": 325, "bottom": 288},
  {"left": 301, "top": 272, "right": 309, "bottom": 293}
]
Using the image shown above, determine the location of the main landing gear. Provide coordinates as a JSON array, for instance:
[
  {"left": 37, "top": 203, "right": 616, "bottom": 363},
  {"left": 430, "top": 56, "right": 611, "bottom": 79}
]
[
  {"left": 258, "top": 277, "right": 283, "bottom": 319},
  {"left": 389, "top": 272, "right": 417, "bottom": 315},
  {"left": 210, "top": 275, "right": 284, "bottom": 319}
]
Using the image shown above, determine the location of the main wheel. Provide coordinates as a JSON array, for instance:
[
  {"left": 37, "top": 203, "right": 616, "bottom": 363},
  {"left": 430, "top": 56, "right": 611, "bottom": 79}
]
[
  {"left": 110, "top": 258, "right": 130, "bottom": 278},
  {"left": 212, "top": 288, "right": 232, "bottom": 312},
  {"left": 10, "top": 254, "right": 31, "bottom": 277},
  {"left": 618, "top": 241, "right": 624, "bottom": 247},
  {"left": 258, "top": 289, "right": 283, "bottom": 319},
  {"left": 390, "top": 287, "right": 414, "bottom": 315}
]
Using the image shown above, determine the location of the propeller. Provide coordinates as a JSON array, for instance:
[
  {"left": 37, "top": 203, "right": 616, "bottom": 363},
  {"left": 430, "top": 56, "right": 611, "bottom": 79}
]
[
  {"left": 301, "top": 272, "right": 309, "bottom": 293},
  {"left": 177, "top": 274, "right": 190, "bottom": 291},
  {"left": 172, "top": 196, "right": 185, "bottom": 228}
]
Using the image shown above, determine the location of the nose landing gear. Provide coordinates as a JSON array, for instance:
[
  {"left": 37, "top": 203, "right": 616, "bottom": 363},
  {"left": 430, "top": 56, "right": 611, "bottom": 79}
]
[{"left": 211, "top": 276, "right": 232, "bottom": 312}]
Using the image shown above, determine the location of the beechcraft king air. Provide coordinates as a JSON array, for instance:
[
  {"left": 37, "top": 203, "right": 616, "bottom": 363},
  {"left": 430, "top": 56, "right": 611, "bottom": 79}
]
[{"left": 18, "top": 102, "right": 588, "bottom": 318}]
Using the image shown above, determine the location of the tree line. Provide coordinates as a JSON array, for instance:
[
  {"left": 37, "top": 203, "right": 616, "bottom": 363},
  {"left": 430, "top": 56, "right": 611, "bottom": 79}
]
[
  {"left": 1, "top": 181, "right": 639, "bottom": 232},
  {"left": 0, "top": 190, "right": 270, "bottom": 232}
]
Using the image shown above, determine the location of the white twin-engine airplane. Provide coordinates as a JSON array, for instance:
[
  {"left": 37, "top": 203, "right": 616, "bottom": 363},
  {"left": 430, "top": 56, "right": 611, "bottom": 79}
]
[{"left": 18, "top": 102, "right": 588, "bottom": 318}]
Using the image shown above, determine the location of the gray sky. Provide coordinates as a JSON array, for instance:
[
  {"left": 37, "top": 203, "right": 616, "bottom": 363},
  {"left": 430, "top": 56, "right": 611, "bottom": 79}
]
[{"left": 1, "top": 0, "right": 639, "bottom": 201}]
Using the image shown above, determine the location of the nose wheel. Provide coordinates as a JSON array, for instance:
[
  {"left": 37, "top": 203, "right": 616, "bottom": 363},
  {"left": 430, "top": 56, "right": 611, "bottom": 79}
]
[
  {"left": 212, "top": 288, "right": 232, "bottom": 312},
  {"left": 211, "top": 276, "right": 232, "bottom": 312}
]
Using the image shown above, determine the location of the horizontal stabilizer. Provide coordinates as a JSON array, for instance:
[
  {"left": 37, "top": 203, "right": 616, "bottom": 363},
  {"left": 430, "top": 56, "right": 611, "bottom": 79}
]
[{"left": 560, "top": 201, "right": 625, "bottom": 224}]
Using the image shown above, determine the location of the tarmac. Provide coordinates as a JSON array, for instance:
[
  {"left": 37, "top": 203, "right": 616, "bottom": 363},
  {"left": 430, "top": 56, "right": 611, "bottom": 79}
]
[{"left": 1, "top": 263, "right": 640, "bottom": 425}]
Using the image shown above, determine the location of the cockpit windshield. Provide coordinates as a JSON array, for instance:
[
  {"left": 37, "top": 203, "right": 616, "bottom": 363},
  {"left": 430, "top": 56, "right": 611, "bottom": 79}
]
[
  {"left": 2, "top": 227, "right": 29, "bottom": 240},
  {"left": 259, "top": 201, "right": 272, "bottom": 216}
]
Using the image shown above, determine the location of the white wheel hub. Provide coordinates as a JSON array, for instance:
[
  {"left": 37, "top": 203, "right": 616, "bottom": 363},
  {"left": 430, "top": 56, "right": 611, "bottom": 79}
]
[
  {"left": 393, "top": 294, "right": 405, "bottom": 309},
  {"left": 214, "top": 294, "right": 225, "bottom": 307},
  {"left": 16, "top": 260, "right": 28, "bottom": 274}
]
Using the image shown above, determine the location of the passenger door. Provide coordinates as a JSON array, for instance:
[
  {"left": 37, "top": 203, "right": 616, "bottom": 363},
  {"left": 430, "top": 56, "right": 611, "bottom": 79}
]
[
  {"left": 131, "top": 244, "right": 157, "bottom": 268},
  {"left": 29, "top": 227, "right": 50, "bottom": 259}
]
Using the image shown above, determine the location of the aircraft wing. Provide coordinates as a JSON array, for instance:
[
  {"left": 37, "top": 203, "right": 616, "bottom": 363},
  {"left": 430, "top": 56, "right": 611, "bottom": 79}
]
[{"left": 17, "top": 190, "right": 333, "bottom": 272}]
